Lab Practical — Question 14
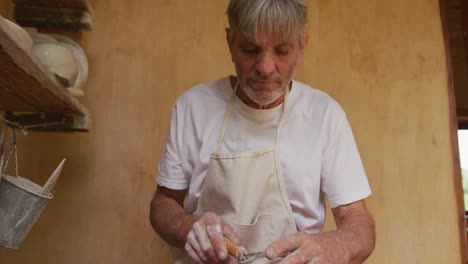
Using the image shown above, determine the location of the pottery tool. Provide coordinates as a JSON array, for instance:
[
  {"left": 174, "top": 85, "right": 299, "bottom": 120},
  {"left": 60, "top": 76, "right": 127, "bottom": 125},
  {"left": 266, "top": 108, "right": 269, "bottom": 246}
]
[{"left": 224, "top": 237, "right": 265, "bottom": 264}]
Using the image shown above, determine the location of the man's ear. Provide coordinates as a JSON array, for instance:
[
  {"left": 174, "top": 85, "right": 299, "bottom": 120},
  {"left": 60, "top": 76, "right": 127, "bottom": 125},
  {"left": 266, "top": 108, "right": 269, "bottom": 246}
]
[{"left": 226, "top": 28, "right": 234, "bottom": 61}]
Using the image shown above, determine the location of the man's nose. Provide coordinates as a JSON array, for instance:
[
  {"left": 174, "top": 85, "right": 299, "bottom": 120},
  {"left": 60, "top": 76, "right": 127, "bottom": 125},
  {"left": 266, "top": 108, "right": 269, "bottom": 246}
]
[{"left": 254, "top": 52, "right": 276, "bottom": 77}]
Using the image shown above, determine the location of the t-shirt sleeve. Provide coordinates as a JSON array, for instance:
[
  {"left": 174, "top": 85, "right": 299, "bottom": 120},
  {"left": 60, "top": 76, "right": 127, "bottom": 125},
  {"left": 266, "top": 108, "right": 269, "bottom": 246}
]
[
  {"left": 156, "top": 103, "right": 189, "bottom": 190},
  {"left": 321, "top": 103, "right": 371, "bottom": 208}
]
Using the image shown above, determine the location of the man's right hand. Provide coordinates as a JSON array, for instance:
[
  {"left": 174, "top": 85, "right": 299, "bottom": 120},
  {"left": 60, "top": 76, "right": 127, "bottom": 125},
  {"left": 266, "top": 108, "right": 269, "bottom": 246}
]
[
  {"left": 149, "top": 187, "right": 239, "bottom": 263},
  {"left": 185, "top": 212, "right": 239, "bottom": 263}
]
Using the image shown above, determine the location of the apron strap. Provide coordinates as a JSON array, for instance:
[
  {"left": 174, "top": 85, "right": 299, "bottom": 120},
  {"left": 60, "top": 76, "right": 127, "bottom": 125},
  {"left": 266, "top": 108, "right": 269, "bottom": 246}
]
[
  {"left": 216, "top": 79, "right": 291, "bottom": 153},
  {"left": 216, "top": 81, "right": 239, "bottom": 153},
  {"left": 275, "top": 85, "right": 289, "bottom": 146}
]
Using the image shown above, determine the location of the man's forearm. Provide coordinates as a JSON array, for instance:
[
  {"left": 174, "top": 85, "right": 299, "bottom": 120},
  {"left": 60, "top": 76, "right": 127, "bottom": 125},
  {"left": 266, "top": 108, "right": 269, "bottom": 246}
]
[
  {"left": 149, "top": 190, "right": 199, "bottom": 248},
  {"left": 327, "top": 203, "right": 375, "bottom": 263}
]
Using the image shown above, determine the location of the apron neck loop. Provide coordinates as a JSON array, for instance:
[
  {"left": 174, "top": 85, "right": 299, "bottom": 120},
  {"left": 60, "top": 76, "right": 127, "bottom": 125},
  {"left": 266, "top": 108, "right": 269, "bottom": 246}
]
[
  {"left": 216, "top": 79, "right": 290, "bottom": 153},
  {"left": 216, "top": 81, "right": 239, "bottom": 153}
]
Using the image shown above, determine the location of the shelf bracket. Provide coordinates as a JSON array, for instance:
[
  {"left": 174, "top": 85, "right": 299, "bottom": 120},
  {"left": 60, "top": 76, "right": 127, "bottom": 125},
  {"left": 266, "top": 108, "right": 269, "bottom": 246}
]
[{"left": 5, "top": 112, "right": 90, "bottom": 132}]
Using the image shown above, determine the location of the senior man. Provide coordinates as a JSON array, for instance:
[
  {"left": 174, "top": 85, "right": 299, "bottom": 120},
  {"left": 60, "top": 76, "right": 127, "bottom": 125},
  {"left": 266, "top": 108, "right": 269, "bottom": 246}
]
[{"left": 150, "top": 0, "right": 375, "bottom": 263}]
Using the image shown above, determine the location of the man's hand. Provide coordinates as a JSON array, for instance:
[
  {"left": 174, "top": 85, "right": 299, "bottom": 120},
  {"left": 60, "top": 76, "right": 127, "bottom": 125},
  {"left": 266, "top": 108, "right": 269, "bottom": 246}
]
[
  {"left": 264, "top": 231, "right": 345, "bottom": 264},
  {"left": 265, "top": 200, "right": 375, "bottom": 264},
  {"left": 185, "top": 212, "right": 240, "bottom": 264}
]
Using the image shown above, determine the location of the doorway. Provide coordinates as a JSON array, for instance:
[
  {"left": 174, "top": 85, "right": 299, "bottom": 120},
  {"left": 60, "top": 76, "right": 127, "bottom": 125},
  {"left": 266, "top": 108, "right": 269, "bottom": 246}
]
[{"left": 441, "top": 0, "right": 468, "bottom": 260}]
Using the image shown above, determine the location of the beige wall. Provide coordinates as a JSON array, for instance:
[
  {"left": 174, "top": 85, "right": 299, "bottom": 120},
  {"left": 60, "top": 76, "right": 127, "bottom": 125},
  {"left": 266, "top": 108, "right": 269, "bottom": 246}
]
[{"left": 0, "top": 0, "right": 463, "bottom": 263}]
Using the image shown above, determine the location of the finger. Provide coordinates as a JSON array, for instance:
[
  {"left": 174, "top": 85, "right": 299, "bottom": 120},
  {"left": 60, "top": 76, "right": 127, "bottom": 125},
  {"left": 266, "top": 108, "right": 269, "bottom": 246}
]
[
  {"left": 187, "top": 230, "right": 208, "bottom": 262},
  {"left": 278, "top": 254, "right": 305, "bottom": 264},
  {"left": 277, "top": 247, "right": 311, "bottom": 264},
  {"left": 185, "top": 242, "right": 203, "bottom": 264},
  {"left": 225, "top": 255, "right": 238, "bottom": 264},
  {"left": 266, "top": 233, "right": 307, "bottom": 259},
  {"left": 222, "top": 224, "right": 240, "bottom": 244},
  {"left": 307, "top": 256, "right": 319, "bottom": 264},
  {"left": 207, "top": 224, "right": 228, "bottom": 260},
  {"left": 193, "top": 221, "right": 218, "bottom": 261}
]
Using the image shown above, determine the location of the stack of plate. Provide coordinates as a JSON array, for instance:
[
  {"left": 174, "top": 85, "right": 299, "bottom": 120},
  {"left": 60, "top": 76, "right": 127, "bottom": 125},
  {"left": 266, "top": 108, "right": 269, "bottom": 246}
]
[
  {"left": 31, "top": 33, "right": 89, "bottom": 97},
  {"left": 2, "top": 18, "right": 33, "bottom": 53}
]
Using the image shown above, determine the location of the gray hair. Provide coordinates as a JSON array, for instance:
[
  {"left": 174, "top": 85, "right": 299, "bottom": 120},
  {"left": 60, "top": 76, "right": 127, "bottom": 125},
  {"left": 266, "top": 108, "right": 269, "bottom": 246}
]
[{"left": 226, "top": 0, "right": 308, "bottom": 43}]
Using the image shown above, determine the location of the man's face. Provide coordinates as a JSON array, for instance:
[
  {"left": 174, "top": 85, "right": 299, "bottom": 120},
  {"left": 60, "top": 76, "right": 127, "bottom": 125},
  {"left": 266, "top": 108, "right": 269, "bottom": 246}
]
[{"left": 226, "top": 29, "right": 308, "bottom": 107}]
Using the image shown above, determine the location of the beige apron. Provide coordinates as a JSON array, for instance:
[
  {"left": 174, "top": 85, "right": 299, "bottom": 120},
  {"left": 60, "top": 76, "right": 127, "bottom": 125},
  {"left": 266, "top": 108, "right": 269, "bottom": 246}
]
[{"left": 172, "top": 83, "right": 297, "bottom": 264}]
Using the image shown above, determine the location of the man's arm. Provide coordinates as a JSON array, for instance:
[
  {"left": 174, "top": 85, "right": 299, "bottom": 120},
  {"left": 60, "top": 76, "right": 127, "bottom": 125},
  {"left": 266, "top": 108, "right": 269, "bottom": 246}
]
[
  {"left": 330, "top": 200, "right": 375, "bottom": 263},
  {"left": 150, "top": 185, "right": 240, "bottom": 263},
  {"left": 265, "top": 200, "right": 375, "bottom": 264},
  {"left": 149, "top": 186, "right": 197, "bottom": 248}
]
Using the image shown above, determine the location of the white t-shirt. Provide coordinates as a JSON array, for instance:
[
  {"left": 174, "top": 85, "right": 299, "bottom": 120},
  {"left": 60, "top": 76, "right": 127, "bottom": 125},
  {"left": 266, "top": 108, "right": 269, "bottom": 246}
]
[{"left": 157, "top": 77, "right": 371, "bottom": 233}]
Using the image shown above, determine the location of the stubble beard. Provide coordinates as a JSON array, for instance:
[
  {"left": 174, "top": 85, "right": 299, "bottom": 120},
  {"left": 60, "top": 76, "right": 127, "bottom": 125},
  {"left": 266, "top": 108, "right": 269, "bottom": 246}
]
[
  {"left": 239, "top": 67, "right": 296, "bottom": 107},
  {"left": 242, "top": 80, "right": 286, "bottom": 107}
]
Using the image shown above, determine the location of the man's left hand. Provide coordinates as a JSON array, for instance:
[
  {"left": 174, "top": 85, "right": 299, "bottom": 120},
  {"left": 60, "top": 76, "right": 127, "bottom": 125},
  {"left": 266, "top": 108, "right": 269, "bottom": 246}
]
[
  {"left": 264, "top": 200, "right": 375, "bottom": 264},
  {"left": 264, "top": 231, "right": 347, "bottom": 264}
]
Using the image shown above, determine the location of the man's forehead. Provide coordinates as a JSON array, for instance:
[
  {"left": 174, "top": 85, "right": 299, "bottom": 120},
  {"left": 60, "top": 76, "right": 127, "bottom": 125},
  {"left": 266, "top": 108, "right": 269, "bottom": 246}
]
[{"left": 235, "top": 30, "right": 297, "bottom": 46}]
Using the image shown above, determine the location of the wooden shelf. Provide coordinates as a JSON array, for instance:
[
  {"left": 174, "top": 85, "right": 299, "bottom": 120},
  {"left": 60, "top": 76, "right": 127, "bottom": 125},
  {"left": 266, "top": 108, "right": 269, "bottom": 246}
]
[
  {"left": 13, "top": 0, "right": 93, "bottom": 30},
  {"left": 13, "top": 0, "right": 92, "bottom": 11},
  {"left": 0, "top": 17, "right": 90, "bottom": 132}
]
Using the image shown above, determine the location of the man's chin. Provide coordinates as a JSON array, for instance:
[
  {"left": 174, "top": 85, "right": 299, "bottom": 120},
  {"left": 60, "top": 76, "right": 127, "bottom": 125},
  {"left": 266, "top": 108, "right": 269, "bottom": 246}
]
[{"left": 249, "top": 92, "right": 281, "bottom": 105}]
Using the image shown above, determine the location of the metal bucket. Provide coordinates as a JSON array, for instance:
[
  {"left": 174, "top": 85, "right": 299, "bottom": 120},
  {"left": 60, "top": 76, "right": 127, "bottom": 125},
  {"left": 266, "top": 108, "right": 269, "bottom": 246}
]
[{"left": 0, "top": 174, "right": 53, "bottom": 249}]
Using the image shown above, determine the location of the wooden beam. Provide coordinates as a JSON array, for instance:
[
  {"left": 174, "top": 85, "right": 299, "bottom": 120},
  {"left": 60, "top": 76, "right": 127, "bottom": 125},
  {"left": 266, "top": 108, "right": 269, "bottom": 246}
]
[
  {"left": 462, "top": 0, "right": 468, "bottom": 83},
  {"left": 458, "top": 108, "right": 468, "bottom": 128},
  {"left": 13, "top": 5, "right": 92, "bottom": 30}
]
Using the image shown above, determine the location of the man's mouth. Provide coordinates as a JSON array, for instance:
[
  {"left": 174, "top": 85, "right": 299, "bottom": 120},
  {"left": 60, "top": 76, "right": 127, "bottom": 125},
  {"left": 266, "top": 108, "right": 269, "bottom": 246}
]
[{"left": 249, "top": 80, "right": 278, "bottom": 88}]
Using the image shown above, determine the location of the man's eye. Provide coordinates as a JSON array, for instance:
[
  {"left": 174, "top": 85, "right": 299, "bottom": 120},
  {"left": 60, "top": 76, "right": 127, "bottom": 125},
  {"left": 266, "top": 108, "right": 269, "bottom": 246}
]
[
  {"left": 242, "top": 48, "right": 258, "bottom": 54},
  {"left": 276, "top": 49, "right": 289, "bottom": 55}
]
